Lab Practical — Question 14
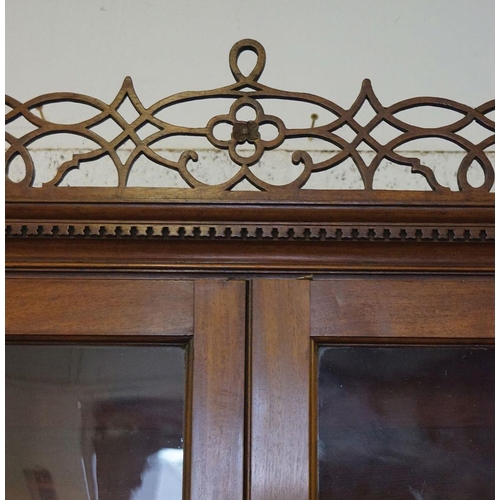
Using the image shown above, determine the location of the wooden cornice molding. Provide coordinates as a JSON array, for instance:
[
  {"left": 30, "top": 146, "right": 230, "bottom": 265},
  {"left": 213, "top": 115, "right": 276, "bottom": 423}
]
[{"left": 5, "top": 39, "right": 494, "bottom": 276}]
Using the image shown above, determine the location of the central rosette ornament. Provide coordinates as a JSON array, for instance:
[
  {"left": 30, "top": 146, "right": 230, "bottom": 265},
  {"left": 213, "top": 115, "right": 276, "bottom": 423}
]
[
  {"left": 232, "top": 120, "right": 260, "bottom": 143},
  {"left": 207, "top": 97, "right": 286, "bottom": 166}
]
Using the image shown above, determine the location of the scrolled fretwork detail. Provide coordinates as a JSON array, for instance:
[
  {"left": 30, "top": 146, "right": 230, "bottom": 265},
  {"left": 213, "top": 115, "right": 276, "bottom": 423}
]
[{"left": 5, "top": 39, "right": 494, "bottom": 199}]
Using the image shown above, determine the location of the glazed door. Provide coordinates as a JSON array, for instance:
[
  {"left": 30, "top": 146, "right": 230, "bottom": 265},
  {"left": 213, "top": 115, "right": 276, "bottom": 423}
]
[
  {"left": 248, "top": 277, "right": 494, "bottom": 500},
  {"left": 6, "top": 276, "right": 494, "bottom": 499},
  {"left": 6, "top": 277, "right": 247, "bottom": 500}
]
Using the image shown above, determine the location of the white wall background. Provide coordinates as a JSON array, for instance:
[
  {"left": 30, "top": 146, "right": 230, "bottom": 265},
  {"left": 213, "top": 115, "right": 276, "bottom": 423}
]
[
  {"left": 5, "top": 0, "right": 495, "bottom": 189},
  {"left": 6, "top": 0, "right": 494, "bottom": 105}
]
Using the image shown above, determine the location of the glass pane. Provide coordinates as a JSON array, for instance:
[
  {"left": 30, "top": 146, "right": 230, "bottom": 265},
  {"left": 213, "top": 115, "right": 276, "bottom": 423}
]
[
  {"left": 318, "top": 346, "right": 494, "bottom": 499},
  {"left": 6, "top": 344, "right": 186, "bottom": 500}
]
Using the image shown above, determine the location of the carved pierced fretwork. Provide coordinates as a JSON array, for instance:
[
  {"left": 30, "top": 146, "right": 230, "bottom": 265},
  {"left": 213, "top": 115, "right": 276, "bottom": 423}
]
[{"left": 5, "top": 39, "right": 494, "bottom": 201}]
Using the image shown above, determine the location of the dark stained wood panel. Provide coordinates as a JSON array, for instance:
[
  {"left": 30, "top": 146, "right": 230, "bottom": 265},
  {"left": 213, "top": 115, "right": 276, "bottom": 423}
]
[
  {"left": 6, "top": 278, "right": 194, "bottom": 336},
  {"left": 311, "top": 277, "right": 494, "bottom": 339},
  {"left": 6, "top": 239, "right": 494, "bottom": 274},
  {"left": 251, "top": 279, "right": 310, "bottom": 500},
  {"left": 190, "top": 280, "right": 246, "bottom": 500}
]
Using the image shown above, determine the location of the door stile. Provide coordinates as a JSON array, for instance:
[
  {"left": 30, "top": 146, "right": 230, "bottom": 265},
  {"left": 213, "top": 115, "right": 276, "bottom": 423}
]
[
  {"left": 190, "top": 280, "right": 247, "bottom": 500},
  {"left": 250, "top": 279, "right": 311, "bottom": 500}
]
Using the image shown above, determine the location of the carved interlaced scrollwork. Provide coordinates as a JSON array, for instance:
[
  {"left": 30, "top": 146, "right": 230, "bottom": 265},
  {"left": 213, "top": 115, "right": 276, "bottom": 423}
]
[{"left": 5, "top": 39, "right": 495, "bottom": 194}]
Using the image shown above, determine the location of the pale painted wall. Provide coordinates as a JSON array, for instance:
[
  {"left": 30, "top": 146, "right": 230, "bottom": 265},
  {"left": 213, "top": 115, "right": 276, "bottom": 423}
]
[{"left": 6, "top": 0, "right": 494, "bottom": 104}]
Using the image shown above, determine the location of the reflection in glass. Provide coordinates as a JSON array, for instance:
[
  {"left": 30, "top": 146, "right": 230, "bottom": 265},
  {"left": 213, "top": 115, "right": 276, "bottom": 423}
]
[
  {"left": 6, "top": 345, "right": 185, "bottom": 500},
  {"left": 318, "top": 346, "right": 494, "bottom": 500}
]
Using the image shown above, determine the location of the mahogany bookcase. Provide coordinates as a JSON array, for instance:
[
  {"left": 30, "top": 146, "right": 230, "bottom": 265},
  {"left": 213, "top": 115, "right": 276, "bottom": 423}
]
[{"left": 6, "top": 40, "right": 494, "bottom": 500}]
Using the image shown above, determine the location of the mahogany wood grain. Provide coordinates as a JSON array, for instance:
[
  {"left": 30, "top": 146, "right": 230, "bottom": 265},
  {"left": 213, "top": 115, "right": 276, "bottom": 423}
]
[
  {"left": 5, "top": 186, "right": 495, "bottom": 204},
  {"left": 6, "top": 200, "right": 494, "bottom": 224},
  {"left": 311, "top": 277, "right": 494, "bottom": 339},
  {"left": 5, "top": 277, "right": 194, "bottom": 336},
  {"left": 5, "top": 239, "right": 495, "bottom": 274},
  {"left": 190, "top": 280, "right": 246, "bottom": 500},
  {"left": 250, "top": 280, "right": 311, "bottom": 500}
]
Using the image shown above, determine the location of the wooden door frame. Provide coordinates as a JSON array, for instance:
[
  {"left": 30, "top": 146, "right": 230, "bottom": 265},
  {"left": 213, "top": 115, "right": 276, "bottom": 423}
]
[
  {"left": 6, "top": 196, "right": 494, "bottom": 498},
  {"left": 248, "top": 276, "right": 494, "bottom": 499},
  {"left": 5, "top": 276, "right": 248, "bottom": 500},
  {"left": 6, "top": 193, "right": 494, "bottom": 498}
]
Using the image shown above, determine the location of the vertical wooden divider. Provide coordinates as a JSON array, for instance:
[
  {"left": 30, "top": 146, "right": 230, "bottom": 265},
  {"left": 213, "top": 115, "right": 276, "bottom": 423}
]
[
  {"left": 190, "top": 280, "right": 246, "bottom": 499},
  {"left": 250, "top": 280, "right": 311, "bottom": 500}
]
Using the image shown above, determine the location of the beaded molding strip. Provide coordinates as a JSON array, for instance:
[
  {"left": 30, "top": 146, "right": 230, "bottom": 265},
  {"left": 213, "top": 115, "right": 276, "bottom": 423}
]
[{"left": 5, "top": 223, "right": 494, "bottom": 242}]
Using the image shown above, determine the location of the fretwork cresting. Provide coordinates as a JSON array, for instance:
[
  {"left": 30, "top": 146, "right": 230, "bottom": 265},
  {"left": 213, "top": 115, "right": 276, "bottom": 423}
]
[{"left": 5, "top": 39, "right": 495, "bottom": 196}]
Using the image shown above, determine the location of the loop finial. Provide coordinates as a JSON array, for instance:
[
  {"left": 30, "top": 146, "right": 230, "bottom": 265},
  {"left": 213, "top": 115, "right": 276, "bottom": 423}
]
[{"left": 229, "top": 39, "right": 266, "bottom": 83}]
